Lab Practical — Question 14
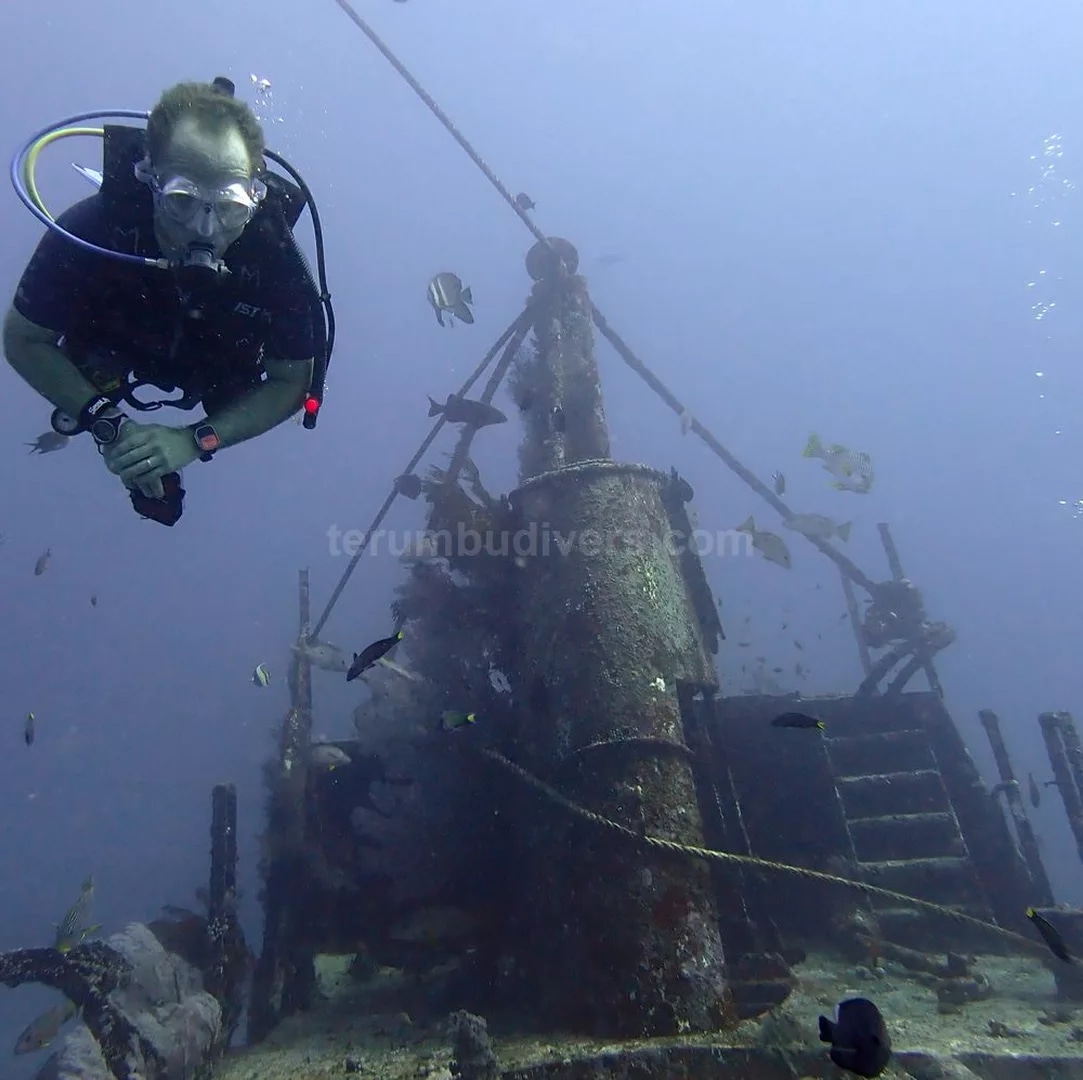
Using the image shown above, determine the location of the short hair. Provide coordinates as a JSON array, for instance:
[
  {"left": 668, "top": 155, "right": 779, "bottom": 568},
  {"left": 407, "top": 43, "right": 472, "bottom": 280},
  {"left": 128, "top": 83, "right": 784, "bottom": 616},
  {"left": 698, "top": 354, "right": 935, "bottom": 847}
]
[{"left": 146, "top": 80, "right": 266, "bottom": 172}]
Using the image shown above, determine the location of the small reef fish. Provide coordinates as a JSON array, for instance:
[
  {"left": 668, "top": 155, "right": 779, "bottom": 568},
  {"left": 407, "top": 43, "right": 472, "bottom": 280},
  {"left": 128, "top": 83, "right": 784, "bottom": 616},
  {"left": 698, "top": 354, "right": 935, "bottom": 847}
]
[
  {"left": 24, "top": 711, "right": 34, "bottom": 747},
  {"left": 34, "top": 548, "right": 52, "bottom": 576},
  {"left": 514, "top": 192, "right": 535, "bottom": 210},
  {"left": 347, "top": 631, "right": 404, "bottom": 682},
  {"left": 803, "top": 433, "right": 874, "bottom": 493},
  {"left": 54, "top": 876, "right": 99, "bottom": 953},
  {"left": 394, "top": 474, "right": 423, "bottom": 500},
  {"left": 1026, "top": 907, "right": 1072, "bottom": 962},
  {"left": 735, "top": 516, "right": 792, "bottom": 569},
  {"left": 772, "top": 470, "right": 785, "bottom": 495},
  {"left": 1029, "top": 772, "right": 1041, "bottom": 808},
  {"left": 14, "top": 999, "right": 78, "bottom": 1054},
  {"left": 772, "top": 712, "right": 825, "bottom": 731},
  {"left": 26, "top": 432, "right": 69, "bottom": 455},
  {"left": 440, "top": 710, "right": 477, "bottom": 732},
  {"left": 427, "top": 272, "right": 474, "bottom": 327},
  {"left": 427, "top": 394, "right": 507, "bottom": 428},
  {"left": 293, "top": 639, "right": 351, "bottom": 674},
  {"left": 818, "top": 997, "right": 891, "bottom": 1078},
  {"left": 783, "top": 513, "right": 852, "bottom": 543},
  {"left": 252, "top": 663, "right": 270, "bottom": 688},
  {"left": 309, "top": 744, "right": 351, "bottom": 771},
  {"left": 90, "top": 595, "right": 98, "bottom": 607}
]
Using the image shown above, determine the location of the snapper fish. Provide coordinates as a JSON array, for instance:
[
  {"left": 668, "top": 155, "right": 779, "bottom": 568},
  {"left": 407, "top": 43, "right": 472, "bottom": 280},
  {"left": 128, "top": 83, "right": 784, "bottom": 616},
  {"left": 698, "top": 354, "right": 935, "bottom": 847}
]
[{"left": 735, "top": 516, "right": 792, "bottom": 569}]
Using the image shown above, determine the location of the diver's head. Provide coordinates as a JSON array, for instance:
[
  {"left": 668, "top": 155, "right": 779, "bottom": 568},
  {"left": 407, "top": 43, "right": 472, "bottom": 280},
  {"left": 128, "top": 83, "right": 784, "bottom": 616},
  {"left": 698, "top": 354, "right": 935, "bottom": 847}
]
[{"left": 138, "top": 81, "right": 267, "bottom": 273}]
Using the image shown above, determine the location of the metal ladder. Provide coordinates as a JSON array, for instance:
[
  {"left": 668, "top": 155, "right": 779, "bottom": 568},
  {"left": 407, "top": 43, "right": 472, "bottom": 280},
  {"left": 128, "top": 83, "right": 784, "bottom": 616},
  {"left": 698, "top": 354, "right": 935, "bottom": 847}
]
[{"left": 823, "top": 721, "right": 995, "bottom": 946}]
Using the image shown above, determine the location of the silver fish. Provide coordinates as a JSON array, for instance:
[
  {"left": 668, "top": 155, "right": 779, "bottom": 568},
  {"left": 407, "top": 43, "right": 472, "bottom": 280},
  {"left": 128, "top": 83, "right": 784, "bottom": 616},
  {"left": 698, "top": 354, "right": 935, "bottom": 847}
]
[
  {"left": 309, "top": 744, "right": 351, "bottom": 770},
  {"left": 293, "top": 639, "right": 350, "bottom": 674},
  {"left": 427, "top": 272, "right": 474, "bottom": 327},
  {"left": 784, "top": 513, "right": 852, "bottom": 543}
]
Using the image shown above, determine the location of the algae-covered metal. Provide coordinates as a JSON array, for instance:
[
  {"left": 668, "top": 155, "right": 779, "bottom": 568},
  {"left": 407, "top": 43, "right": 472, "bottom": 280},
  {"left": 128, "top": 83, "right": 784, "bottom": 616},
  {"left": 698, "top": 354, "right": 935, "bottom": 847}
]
[{"left": 508, "top": 460, "right": 727, "bottom": 1036}]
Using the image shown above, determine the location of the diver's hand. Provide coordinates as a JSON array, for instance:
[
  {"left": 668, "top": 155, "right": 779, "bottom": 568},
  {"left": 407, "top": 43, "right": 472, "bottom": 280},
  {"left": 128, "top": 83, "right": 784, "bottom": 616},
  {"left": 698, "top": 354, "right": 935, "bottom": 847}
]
[{"left": 102, "top": 421, "right": 200, "bottom": 499}]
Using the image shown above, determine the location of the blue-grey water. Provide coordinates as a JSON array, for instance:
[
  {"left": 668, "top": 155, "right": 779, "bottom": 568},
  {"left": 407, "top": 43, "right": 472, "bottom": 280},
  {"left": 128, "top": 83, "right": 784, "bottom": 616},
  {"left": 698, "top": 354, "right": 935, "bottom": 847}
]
[{"left": 1, "top": 1, "right": 1081, "bottom": 1071}]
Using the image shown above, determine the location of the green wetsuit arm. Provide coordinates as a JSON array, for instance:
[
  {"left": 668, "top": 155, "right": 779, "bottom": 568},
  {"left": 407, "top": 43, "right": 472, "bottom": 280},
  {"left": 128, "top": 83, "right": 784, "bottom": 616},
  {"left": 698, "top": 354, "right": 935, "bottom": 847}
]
[
  {"left": 2, "top": 306, "right": 101, "bottom": 418},
  {"left": 203, "top": 355, "right": 313, "bottom": 449}
]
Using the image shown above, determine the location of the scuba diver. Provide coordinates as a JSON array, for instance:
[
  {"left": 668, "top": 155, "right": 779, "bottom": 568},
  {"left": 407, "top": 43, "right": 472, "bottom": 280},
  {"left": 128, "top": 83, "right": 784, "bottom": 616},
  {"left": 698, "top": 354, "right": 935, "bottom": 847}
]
[{"left": 3, "top": 77, "right": 333, "bottom": 525}]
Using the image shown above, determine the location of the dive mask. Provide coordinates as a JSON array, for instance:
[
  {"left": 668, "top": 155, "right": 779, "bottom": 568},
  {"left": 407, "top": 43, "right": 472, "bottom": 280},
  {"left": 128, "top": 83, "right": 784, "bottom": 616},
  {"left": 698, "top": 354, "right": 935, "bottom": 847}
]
[{"left": 134, "top": 156, "right": 266, "bottom": 234}]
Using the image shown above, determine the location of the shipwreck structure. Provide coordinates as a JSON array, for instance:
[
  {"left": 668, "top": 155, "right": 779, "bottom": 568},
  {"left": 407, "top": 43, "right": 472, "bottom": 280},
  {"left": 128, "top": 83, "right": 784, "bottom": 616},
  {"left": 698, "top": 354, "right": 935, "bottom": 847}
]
[{"left": 243, "top": 224, "right": 1082, "bottom": 1060}]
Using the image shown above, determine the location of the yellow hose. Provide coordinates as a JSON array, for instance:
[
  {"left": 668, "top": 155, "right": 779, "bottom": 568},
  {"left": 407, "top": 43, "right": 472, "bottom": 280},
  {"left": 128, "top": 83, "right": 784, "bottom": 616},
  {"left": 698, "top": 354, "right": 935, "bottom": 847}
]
[{"left": 23, "top": 127, "right": 104, "bottom": 221}]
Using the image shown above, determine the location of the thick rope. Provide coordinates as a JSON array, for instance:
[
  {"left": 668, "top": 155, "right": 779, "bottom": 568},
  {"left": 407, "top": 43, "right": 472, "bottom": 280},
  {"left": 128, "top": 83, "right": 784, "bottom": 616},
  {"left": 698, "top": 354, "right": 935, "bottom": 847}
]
[
  {"left": 479, "top": 748, "right": 1044, "bottom": 958},
  {"left": 330, "top": 0, "right": 546, "bottom": 244}
]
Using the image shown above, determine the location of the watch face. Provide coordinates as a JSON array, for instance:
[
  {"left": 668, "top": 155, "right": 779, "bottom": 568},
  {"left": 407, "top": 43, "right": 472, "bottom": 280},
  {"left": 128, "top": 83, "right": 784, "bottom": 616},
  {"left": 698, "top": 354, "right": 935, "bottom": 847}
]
[
  {"left": 196, "top": 426, "right": 219, "bottom": 452},
  {"left": 90, "top": 416, "right": 119, "bottom": 444}
]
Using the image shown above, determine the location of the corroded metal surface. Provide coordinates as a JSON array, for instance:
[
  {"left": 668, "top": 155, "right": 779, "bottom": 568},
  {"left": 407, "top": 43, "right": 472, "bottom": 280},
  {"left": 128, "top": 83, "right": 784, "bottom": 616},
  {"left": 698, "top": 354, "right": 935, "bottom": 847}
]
[{"left": 508, "top": 461, "right": 726, "bottom": 1037}]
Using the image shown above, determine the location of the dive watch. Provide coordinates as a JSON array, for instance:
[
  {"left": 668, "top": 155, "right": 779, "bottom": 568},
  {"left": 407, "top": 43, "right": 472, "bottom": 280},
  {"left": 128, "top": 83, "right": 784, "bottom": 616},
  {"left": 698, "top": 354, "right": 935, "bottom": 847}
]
[
  {"left": 79, "top": 396, "right": 127, "bottom": 446},
  {"left": 193, "top": 422, "right": 220, "bottom": 461}
]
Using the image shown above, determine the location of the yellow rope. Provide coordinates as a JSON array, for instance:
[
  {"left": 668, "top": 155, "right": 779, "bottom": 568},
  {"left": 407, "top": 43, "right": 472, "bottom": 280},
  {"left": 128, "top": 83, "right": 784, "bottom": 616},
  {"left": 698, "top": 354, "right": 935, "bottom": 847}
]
[{"left": 479, "top": 748, "right": 1044, "bottom": 957}]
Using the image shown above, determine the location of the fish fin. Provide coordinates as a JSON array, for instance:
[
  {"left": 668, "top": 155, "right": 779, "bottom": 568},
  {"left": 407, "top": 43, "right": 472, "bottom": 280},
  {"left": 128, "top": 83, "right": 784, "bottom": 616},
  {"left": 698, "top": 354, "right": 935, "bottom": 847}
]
[
  {"left": 427, "top": 396, "right": 442, "bottom": 417},
  {"left": 452, "top": 302, "right": 475, "bottom": 324},
  {"left": 802, "top": 433, "right": 823, "bottom": 458},
  {"left": 836, "top": 521, "right": 852, "bottom": 542},
  {"left": 460, "top": 286, "right": 473, "bottom": 304},
  {"left": 817, "top": 1016, "right": 835, "bottom": 1043},
  {"left": 435, "top": 307, "right": 445, "bottom": 327},
  {"left": 737, "top": 516, "right": 754, "bottom": 533}
]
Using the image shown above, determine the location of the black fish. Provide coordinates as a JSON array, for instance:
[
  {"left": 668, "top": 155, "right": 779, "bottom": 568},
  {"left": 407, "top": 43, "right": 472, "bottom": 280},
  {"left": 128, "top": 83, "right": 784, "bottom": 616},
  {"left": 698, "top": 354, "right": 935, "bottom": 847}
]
[
  {"left": 24, "top": 712, "right": 34, "bottom": 747},
  {"left": 427, "top": 394, "right": 507, "bottom": 428},
  {"left": 771, "top": 711, "right": 825, "bottom": 731},
  {"left": 1029, "top": 772, "right": 1041, "bottom": 808},
  {"left": 346, "top": 631, "right": 404, "bottom": 682},
  {"left": 551, "top": 405, "right": 566, "bottom": 433},
  {"left": 1027, "top": 907, "right": 1073, "bottom": 962},
  {"left": 26, "top": 432, "right": 69, "bottom": 455},
  {"left": 394, "top": 474, "right": 423, "bottom": 500},
  {"left": 514, "top": 192, "right": 536, "bottom": 210},
  {"left": 818, "top": 997, "right": 891, "bottom": 1079}
]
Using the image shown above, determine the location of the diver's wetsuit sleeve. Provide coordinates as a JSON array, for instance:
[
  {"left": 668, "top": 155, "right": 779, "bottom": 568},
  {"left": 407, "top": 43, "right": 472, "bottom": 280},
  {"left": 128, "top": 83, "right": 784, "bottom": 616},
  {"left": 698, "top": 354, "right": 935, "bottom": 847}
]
[
  {"left": 11, "top": 196, "right": 109, "bottom": 333},
  {"left": 262, "top": 233, "right": 322, "bottom": 362}
]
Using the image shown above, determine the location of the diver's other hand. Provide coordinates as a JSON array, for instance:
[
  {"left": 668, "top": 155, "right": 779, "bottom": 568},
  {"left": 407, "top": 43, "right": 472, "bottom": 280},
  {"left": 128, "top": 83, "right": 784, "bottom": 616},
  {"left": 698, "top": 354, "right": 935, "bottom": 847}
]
[{"left": 102, "top": 422, "right": 199, "bottom": 498}]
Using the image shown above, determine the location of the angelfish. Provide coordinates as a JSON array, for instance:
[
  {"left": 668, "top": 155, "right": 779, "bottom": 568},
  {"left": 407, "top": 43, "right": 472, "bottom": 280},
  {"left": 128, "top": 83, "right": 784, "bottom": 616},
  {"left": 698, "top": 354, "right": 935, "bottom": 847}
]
[
  {"left": 427, "top": 272, "right": 474, "bottom": 327},
  {"left": 818, "top": 997, "right": 891, "bottom": 1078}
]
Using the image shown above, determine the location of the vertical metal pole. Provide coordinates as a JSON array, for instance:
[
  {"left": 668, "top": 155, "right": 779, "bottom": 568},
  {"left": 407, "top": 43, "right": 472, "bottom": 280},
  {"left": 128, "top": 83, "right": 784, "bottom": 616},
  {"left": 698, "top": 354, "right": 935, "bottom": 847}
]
[
  {"left": 977, "top": 710, "right": 1053, "bottom": 904},
  {"left": 839, "top": 567, "right": 871, "bottom": 675},
  {"left": 1039, "top": 711, "right": 1083, "bottom": 864}
]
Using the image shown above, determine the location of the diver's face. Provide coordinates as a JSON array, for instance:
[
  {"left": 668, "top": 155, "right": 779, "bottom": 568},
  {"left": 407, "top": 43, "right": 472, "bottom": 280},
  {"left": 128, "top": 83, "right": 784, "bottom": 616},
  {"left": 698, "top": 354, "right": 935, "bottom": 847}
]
[{"left": 150, "top": 116, "right": 254, "bottom": 261}]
